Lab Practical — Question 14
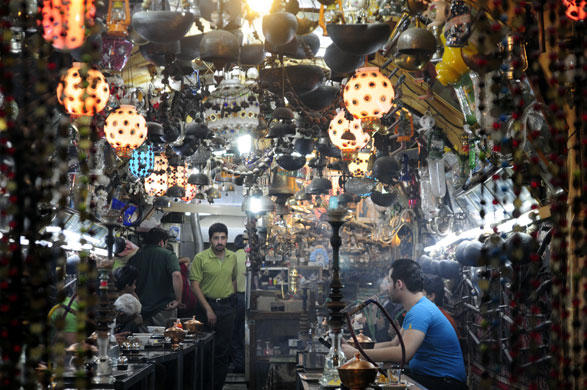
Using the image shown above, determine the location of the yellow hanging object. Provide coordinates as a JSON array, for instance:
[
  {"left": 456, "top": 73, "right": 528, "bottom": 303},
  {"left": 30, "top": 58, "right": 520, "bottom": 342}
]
[
  {"left": 435, "top": 28, "right": 476, "bottom": 86},
  {"left": 319, "top": 1, "right": 345, "bottom": 36},
  {"left": 319, "top": 5, "right": 326, "bottom": 36}
]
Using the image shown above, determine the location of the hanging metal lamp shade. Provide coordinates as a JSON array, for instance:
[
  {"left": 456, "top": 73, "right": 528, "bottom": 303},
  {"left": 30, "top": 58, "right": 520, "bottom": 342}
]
[
  {"left": 305, "top": 177, "right": 332, "bottom": 195},
  {"left": 326, "top": 23, "right": 391, "bottom": 56},
  {"left": 262, "top": 12, "right": 298, "bottom": 47},
  {"left": 131, "top": 11, "right": 194, "bottom": 44},
  {"left": 324, "top": 43, "right": 364, "bottom": 75},
  {"left": 370, "top": 190, "right": 396, "bottom": 207},
  {"left": 166, "top": 185, "right": 186, "bottom": 198},
  {"left": 178, "top": 34, "right": 204, "bottom": 61},
  {"left": 372, "top": 156, "right": 400, "bottom": 185},
  {"left": 188, "top": 173, "right": 210, "bottom": 186},
  {"left": 260, "top": 65, "right": 325, "bottom": 97},
  {"left": 242, "top": 195, "right": 275, "bottom": 215},
  {"left": 239, "top": 44, "right": 266, "bottom": 66},
  {"left": 276, "top": 155, "right": 306, "bottom": 171},
  {"left": 200, "top": 29, "right": 240, "bottom": 69},
  {"left": 268, "top": 169, "right": 297, "bottom": 196},
  {"left": 299, "top": 84, "right": 340, "bottom": 111}
]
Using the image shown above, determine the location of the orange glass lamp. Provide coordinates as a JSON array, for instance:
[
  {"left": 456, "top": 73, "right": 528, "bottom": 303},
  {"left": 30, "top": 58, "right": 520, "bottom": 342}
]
[
  {"left": 348, "top": 152, "right": 371, "bottom": 177},
  {"left": 563, "top": 0, "right": 587, "bottom": 21},
  {"left": 182, "top": 184, "right": 197, "bottom": 202},
  {"left": 144, "top": 172, "right": 168, "bottom": 197},
  {"left": 328, "top": 110, "right": 370, "bottom": 160},
  {"left": 107, "top": 0, "right": 131, "bottom": 37},
  {"left": 168, "top": 164, "right": 189, "bottom": 188},
  {"left": 42, "top": 0, "right": 96, "bottom": 50},
  {"left": 56, "top": 63, "right": 110, "bottom": 116},
  {"left": 104, "top": 105, "right": 147, "bottom": 157},
  {"left": 343, "top": 67, "right": 394, "bottom": 128}
]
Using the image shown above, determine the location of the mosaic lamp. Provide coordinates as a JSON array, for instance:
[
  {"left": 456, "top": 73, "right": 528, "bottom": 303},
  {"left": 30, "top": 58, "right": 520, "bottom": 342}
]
[
  {"left": 104, "top": 105, "right": 148, "bottom": 157},
  {"left": 56, "top": 63, "right": 110, "bottom": 116},
  {"left": 129, "top": 143, "right": 154, "bottom": 178}
]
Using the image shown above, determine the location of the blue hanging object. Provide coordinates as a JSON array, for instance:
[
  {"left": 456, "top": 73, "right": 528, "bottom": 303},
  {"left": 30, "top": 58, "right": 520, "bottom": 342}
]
[{"left": 129, "top": 143, "right": 155, "bottom": 178}]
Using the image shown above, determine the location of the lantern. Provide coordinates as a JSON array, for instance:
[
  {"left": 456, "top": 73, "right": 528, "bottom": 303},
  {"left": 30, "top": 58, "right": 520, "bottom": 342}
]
[
  {"left": 563, "top": 0, "right": 587, "bottom": 21},
  {"left": 104, "top": 105, "right": 148, "bottom": 157},
  {"left": 182, "top": 184, "right": 197, "bottom": 202},
  {"left": 348, "top": 152, "right": 371, "bottom": 177},
  {"left": 168, "top": 164, "right": 189, "bottom": 188},
  {"left": 144, "top": 154, "right": 169, "bottom": 196},
  {"left": 42, "top": 0, "right": 96, "bottom": 50},
  {"left": 343, "top": 67, "right": 394, "bottom": 120},
  {"left": 328, "top": 110, "right": 370, "bottom": 153},
  {"left": 129, "top": 143, "right": 154, "bottom": 178},
  {"left": 144, "top": 172, "right": 168, "bottom": 197},
  {"left": 56, "top": 63, "right": 110, "bottom": 116},
  {"left": 107, "top": 0, "right": 131, "bottom": 37}
]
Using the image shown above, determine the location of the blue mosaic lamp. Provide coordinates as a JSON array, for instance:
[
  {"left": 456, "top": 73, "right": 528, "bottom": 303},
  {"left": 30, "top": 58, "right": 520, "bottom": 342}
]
[{"left": 129, "top": 143, "right": 154, "bottom": 178}]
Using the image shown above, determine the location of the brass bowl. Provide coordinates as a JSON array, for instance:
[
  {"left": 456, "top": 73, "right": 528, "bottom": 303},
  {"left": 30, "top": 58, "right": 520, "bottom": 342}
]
[
  {"left": 338, "top": 353, "right": 378, "bottom": 390},
  {"left": 183, "top": 316, "right": 204, "bottom": 334}
]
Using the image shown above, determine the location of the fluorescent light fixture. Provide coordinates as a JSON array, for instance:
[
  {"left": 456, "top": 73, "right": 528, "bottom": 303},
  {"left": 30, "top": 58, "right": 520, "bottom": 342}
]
[{"left": 237, "top": 134, "right": 252, "bottom": 155}]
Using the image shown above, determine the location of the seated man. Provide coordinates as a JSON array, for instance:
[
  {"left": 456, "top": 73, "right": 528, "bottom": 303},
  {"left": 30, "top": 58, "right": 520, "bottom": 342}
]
[
  {"left": 342, "top": 259, "right": 466, "bottom": 390},
  {"left": 423, "top": 274, "right": 459, "bottom": 338}
]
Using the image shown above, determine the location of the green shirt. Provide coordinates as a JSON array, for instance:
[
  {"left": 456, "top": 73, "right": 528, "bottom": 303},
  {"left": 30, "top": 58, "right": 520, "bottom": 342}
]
[
  {"left": 128, "top": 245, "right": 180, "bottom": 317},
  {"left": 235, "top": 249, "right": 247, "bottom": 293},
  {"left": 49, "top": 296, "right": 79, "bottom": 332},
  {"left": 189, "top": 248, "right": 237, "bottom": 299}
]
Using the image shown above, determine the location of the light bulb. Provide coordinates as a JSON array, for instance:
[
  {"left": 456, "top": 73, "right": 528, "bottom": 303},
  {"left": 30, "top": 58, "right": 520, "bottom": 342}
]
[
  {"left": 247, "top": 0, "right": 272, "bottom": 15},
  {"left": 238, "top": 134, "right": 252, "bottom": 154}
]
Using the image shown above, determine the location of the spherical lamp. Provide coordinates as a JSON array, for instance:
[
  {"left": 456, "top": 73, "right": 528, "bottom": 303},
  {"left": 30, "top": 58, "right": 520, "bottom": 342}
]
[
  {"left": 182, "top": 184, "right": 197, "bottom": 202},
  {"left": 56, "top": 63, "right": 110, "bottom": 116},
  {"left": 42, "top": 0, "right": 96, "bottom": 50},
  {"left": 129, "top": 143, "right": 154, "bottom": 178},
  {"left": 348, "top": 152, "right": 371, "bottom": 177},
  {"left": 343, "top": 67, "right": 394, "bottom": 121},
  {"left": 168, "top": 163, "right": 189, "bottom": 188},
  {"left": 328, "top": 110, "right": 370, "bottom": 154},
  {"left": 104, "top": 105, "right": 148, "bottom": 157}
]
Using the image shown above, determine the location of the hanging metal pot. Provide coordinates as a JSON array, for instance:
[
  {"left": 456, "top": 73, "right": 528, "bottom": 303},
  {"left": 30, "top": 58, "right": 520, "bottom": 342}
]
[
  {"left": 199, "top": 0, "right": 242, "bottom": 29},
  {"left": 397, "top": 27, "right": 436, "bottom": 58},
  {"left": 268, "top": 169, "right": 297, "bottom": 196},
  {"left": 188, "top": 173, "right": 210, "bottom": 186},
  {"left": 326, "top": 23, "right": 391, "bottom": 56},
  {"left": 276, "top": 154, "right": 307, "bottom": 171},
  {"left": 239, "top": 44, "right": 265, "bottom": 66},
  {"left": 178, "top": 34, "right": 204, "bottom": 61},
  {"left": 324, "top": 43, "right": 364, "bottom": 75},
  {"left": 305, "top": 177, "right": 332, "bottom": 195},
  {"left": 296, "top": 16, "right": 319, "bottom": 35},
  {"left": 294, "top": 137, "right": 314, "bottom": 155},
  {"left": 147, "top": 122, "right": 167, "bottom": 144},
  {"left": 166, "top": 185, "right": 186, "bottom": 198},
  {"left": 139, "top": 41, "right": 180, "bottom": 66},
  {"left": 265, "top": 36, "right": 298, "bottom": 57},
  {"left": 345, "top": 177, "right": 375, "bottom": 195},
  {"left": 260, "top": 65, "right": 325, "bottom": 97},
  {"left": 299, "top": 84, "right": 340, "bottom": 110},
  {"left": 185, "top": 121, "right": 210, "bottom": 139},
  {"left": 372, "top": 156, "right": 400, "bottom": 185},
  {"left": 370, "top": 190, "right": 396, "bottom": 207},
  {"left": 131, "top": 11, "right": 194, "bottom": 44},
  {"left": 200, "top": 29, "right": 240, "bottom": 69},
  {"left": 262, "top": 12, "right": 298, "bottom": 47},
  {"left": 292, "top": 33, "right": 321, "bottom": 59}
]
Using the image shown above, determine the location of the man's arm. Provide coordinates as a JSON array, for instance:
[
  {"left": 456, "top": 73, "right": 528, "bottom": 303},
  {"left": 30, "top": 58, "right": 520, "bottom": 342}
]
[
  {"left": 374, "top": 331, "right": 402, "bottom": 349},
  {"left": 342, "top": 329, "right": 425, "bottom": 363},
  {"left": 190, "top": 280, "right": 217, "bottom": 327},
  {"left": 167, "top": 270, "right": 182, "bottom": 308}
]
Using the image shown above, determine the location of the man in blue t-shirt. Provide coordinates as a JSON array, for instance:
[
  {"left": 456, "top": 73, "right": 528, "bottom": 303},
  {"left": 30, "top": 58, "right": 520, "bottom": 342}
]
[{"left": 342, "top": 259, "right": 466, "bottom": 390}]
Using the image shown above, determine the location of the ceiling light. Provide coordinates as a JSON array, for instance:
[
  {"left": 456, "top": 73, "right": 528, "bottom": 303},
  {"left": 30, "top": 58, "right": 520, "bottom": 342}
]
[{"left": 238, "top": 134, "right": 252, "bottom": 154}]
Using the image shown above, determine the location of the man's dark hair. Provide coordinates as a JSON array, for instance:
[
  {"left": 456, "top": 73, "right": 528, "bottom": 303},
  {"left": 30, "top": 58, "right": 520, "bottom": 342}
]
[
  {"left": 390, "top": 259, "right": 423, "bottom": 293},
  {"left": 234, "top": 234, "right": 246, "bottom": 250},
  {"left": 209, "top": 223, "right": 228, "bottom": 239},
  {"left": 113, "top": 265, "right": 139, "bottom": 292},
  {"left": 423, "top": 274, "right": 444, "bottom": 306},
  {"left": 144, "top": 228, "right": 169, "bottom": 245}
]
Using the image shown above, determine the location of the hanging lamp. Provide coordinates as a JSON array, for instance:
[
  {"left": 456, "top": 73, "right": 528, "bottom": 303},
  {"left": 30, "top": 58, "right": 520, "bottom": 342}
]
[
  {"left": 56, "top": 63, "right": 110, "bottom": 116},
  {"left": 104, "top": 105, "right": 148, "bottom": 157},
  {"left": 41, "top": 0, "right": 96, "bottom": 50},
  {"left": 129, "top": 143, "right": 154, "bottom": 177},
  {"left": 328, "top": 110, "right": 370, "bottom": 159},
  {"left": 343, "top": 67, "right": 394, "bottom": 126}
]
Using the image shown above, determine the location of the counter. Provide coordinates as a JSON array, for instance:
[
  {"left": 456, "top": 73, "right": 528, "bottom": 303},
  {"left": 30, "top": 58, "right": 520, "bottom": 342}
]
[{"left": 296, "top": 370, "right": 429, "bottom": 390}]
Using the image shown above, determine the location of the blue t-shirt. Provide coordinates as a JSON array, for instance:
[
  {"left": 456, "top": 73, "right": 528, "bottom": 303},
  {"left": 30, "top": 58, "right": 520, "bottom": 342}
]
[{"left": 402, "top": 297, "right": 466, "bottom": 382}]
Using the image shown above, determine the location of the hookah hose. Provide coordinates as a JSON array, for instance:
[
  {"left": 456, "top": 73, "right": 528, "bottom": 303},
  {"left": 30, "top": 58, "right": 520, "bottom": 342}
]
[{"left": 344, "top": 299, "right": 406, "bottom": 381}]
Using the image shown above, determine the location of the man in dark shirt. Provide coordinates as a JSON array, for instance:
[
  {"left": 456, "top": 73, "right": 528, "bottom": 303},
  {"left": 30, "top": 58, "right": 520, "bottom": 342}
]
[{"left": 128, "top": 228, "right": 182, "bottom": 327}]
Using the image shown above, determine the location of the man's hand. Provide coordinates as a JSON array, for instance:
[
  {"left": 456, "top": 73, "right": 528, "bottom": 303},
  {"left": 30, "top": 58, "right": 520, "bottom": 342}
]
[
  {"left": 165, "top": 300, "right": 181, "bottom": 310},
  {"left": 206, "top": 308, "right": 217, "bottom": 327},
  {"left": 114, "top": 332, "right": 131, "bottom": 345},
  {"left": 341, "top": 342, "right": 358, "bottom": 360}
]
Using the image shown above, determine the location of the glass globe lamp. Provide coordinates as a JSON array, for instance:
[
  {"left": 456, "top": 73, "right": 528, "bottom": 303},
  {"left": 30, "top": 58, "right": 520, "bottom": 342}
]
[
  {"left": 104, "top": 105, "right": 147, "bottom": 157},
  {"left": 343, "top": 67, "right": 394, "bottom": 121},
  {"left": 56, "top": 63, "right": 109, "bottom": 116}
]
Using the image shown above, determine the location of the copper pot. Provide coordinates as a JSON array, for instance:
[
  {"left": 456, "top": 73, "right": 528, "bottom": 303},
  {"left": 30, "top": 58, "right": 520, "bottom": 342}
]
[
  {"left": 183, "top": 316, "right": 204, "bottom": 334},
  {"left": 349, "top": 330, "right": 376, "bottom": 349},
  {"left": 164, "top": 322, "right": 186, "bottom": 346},
  {"left": 338, "top": 353, "right": 378, "bottom": 390}
]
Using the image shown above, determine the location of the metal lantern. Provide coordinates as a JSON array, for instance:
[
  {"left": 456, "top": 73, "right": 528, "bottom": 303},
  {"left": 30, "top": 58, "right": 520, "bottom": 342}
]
[
  {"left": 129, "top": 143, "right": 154, "bottom": 178},
  {"left": 106, "top": 0, "right": 131, "bottom": 37},
  {"left": 56, "top": 63, "right": 110, "bottom": 116},
  {"left": 42, "top": 0, "right": 96, "bottom": 50},
  {"left": 182, "top": 184, "right": 197, "bottom": 202},
  {"left": 343, "top": 67, "right": 394, "bottom": 120},
  {"left": 168, "top": 163, "right": 189, "bottom": 188},
  {"left": 328, "top": 110, "right": 370, "bottom": 152},
  {"left": 104, "top": 105, "right": 148, "bottom": 157},
  {"left": 145, "top": 172, "right": 168, "bottom": 197}
]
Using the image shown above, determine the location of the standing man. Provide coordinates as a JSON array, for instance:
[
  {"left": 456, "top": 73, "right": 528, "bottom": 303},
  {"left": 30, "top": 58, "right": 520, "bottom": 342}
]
[
  {"left": 342, "top": 259, "right": 466, "bottom": 390},
  {"left": 190, "top": 223, "right": 238, "bottom": 390},
  {"left": 128, "top": 228, "right": 182, "bottom": 327},
  {"left": 230, "top": 234, "right": 247, "bottom": 373}
]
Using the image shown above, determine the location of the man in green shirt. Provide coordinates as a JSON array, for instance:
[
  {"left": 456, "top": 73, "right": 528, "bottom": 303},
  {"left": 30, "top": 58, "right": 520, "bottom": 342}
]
[
  {"left": 128, "top": 228, "right": 182, "bottom": 327},
  {"left": 190, "top": 223, "right": 237, "bottom": 390}
]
